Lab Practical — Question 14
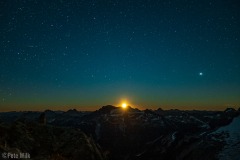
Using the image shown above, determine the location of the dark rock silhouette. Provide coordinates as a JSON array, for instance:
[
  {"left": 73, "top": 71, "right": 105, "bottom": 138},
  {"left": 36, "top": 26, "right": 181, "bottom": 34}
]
[
  {"left": 97, "top": 105, "right": 117, "bottom": 114},
  {"left": 0, "top": 121, "right": 105, "bottom": 160},
  {"left": 38, "top": 112, "right": 46, "bottom": 124}
]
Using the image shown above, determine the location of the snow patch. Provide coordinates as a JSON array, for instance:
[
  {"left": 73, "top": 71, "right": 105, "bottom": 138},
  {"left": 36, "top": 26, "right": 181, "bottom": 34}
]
[{"left": 215, "top": 116, "right": 240, "bottom": 160}]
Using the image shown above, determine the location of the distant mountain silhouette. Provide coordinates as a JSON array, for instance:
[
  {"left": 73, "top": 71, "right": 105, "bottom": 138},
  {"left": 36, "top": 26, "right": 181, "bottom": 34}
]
[{"left": 96, "top": 105, "right": 118, "bottom": 114}]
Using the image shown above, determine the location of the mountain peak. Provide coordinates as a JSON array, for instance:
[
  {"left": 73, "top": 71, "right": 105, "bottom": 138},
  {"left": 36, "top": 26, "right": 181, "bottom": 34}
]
[
  {"left": 66, "top": 109, "right": 78, "bottom": 113},
  {"left": 44, "top": 109, "right": 54, "bottom": 113},
  {"left": 157, "top": 108, "right": 164, "bottom": 111},
  {"left": 97, "top": 105, "right": 118, "bottom": 113},
  {"left": 224, "top": 108, "right": 236, "bottom": 113}
]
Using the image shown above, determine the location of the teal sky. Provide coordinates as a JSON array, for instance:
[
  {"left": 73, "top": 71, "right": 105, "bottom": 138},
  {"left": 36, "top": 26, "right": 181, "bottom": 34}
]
[{"left": 0, "top": 0, "right": 240, "bottom": 111}]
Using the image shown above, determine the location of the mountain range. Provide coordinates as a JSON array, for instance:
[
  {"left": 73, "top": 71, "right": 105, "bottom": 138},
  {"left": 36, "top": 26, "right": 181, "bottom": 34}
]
[{"left": 0, "top": 106, "right": 239, "bottom": 160}]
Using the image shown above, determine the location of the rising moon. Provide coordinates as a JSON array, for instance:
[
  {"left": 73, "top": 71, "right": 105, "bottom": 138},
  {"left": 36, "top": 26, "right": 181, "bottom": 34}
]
[{"left": 122, "top": 103, "right": 127, "bottom": 109}]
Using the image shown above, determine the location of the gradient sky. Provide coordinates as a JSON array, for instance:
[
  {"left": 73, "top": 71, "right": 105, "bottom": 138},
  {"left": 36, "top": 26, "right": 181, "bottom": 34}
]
[{"left": 0, "top": 0, "right": 240, "bottom": 111}]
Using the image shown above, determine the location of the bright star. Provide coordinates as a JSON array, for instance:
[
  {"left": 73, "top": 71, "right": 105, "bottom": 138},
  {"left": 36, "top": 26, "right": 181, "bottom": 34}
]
[{"left": 199, "top": 72, "right": 203, "bottom": 76}]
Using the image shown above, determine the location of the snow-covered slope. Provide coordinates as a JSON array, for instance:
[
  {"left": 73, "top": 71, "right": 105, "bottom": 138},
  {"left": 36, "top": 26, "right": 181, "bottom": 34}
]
[{"left": 215, "top": 116, "right": 240, "bottom": 160}]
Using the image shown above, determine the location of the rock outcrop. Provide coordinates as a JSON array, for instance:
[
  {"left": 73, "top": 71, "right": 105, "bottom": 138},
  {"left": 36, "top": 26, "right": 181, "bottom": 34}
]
[
  {"left": 38, "top": 112, "right": 46, "bottom": 124},
  {"left": 0, "top": 121, "right": 105, "bottom": 160}
]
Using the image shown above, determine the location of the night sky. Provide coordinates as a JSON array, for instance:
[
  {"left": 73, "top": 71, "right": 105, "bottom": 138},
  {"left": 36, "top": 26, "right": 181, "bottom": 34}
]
[{"left": 0, "top": 0, "right": 240, "bottom": 111}]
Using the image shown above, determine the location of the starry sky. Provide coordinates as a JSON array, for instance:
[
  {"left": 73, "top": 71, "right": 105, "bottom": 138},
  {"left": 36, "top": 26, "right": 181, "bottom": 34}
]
[{"left": 0, "top": 0, "right": 240, "bottom": 111}]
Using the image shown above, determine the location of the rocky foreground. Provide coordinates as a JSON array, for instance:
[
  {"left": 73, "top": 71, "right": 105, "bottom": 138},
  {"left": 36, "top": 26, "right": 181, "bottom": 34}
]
[
  {"left": 0, "top": 121, "right": 105, "bottom": 160},
  {"left": 0, "top": 106, "right": 239, "bottom": 160}
]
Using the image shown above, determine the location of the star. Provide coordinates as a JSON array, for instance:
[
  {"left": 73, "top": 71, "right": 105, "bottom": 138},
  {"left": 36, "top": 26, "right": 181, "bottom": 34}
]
[{"left": 199, "top": 72, "right": 203, "bottom": 76}]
